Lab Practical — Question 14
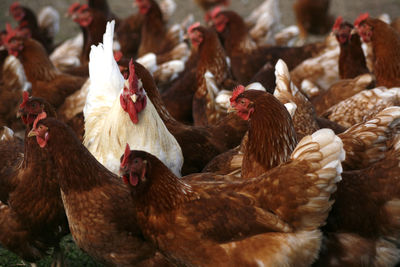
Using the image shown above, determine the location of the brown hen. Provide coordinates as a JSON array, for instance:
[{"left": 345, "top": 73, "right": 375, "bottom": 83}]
[
  {"left": 119, "top": 127, "right": 344, "bottom": 266},
  {"left": 354, "top": 13, "right": 400, "bottom": 88}
]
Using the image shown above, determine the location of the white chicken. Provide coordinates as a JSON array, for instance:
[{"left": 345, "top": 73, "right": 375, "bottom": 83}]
[{"left": 83, "top": 20, "right": 183, "bottom": 176}]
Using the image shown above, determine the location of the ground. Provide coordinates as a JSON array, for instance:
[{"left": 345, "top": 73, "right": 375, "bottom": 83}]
[{"left": 0, "top": 0, "right": 400, "bottom": 266}]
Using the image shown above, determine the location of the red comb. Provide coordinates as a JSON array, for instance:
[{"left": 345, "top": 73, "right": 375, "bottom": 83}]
[
  {"left": 19, "top": 91, "right": 29, "bottom": 109},
  {"left": 121, "top": 143, "right": 131, "bottom": 168},
  {"left": 211, "top": 6, "right": 222, "bottom": 19},
  {"left": 128, "top": 59, "right": 138, "bottom": 93},
  {"left": 188, "top": 22, "right": 201, "bottom": 34},
  {"left": 230, "top": 85, "right": 245, "bottom": 103},
  {"left": 33, "top": 111, "right": 47, "bottom": 130},
  {"left": 78, "top": 4, "right": 89, "bottom": 13},
  {"left": 354, "top": 13, "right": 369, "bottom": 27},
  {"left": 114, "top": 50, "right": 123, "bottom": 62},
  {"left": 68, "top": 2, "right": 81, "bottom": 15},
  {"left": 9, "top": 2, "right": 20, "bottom": 12},
  {"left": 2, "top": 23, "right": 19, "bottom": 45},
  {"left": 332, "top": 16, "right": 343, "bottom": 31}
]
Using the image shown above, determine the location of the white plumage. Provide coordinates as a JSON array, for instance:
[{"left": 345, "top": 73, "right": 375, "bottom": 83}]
[{"left": 84, "top": 20, "right": 183, "bottom": 176}]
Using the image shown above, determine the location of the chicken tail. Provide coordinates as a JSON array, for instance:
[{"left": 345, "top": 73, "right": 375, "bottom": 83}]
[
  {"left": 290, "top": 128, "right": 345, "bottom": 230},
  {"left": 87, "top": 20, "right": 124, "bottom": 100},
  {"left": 339, "top": 106, "right": 400, "bottom": 170}
]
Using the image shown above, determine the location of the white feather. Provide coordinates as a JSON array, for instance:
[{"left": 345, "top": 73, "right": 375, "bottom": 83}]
[{"left": 84, "top": 20, "right": 183, "bottom": 177}]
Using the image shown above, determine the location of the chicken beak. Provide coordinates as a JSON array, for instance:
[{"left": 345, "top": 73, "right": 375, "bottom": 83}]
[
  {"left": 27, "top": 129, "right": 37, "bottom": 137},
  {"left": 227, "top": 106, "right": 236, "bottom": 113},
  {"left": 350, "top": 28, "right": 358, "bottom": 35}
]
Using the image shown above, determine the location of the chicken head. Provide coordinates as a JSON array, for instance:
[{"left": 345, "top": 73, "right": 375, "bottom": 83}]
[
  {"left": 211, "top": 6, "right": 228, "bottom": 33},
  {"left": 136, "top": 0, "right": 151, "bottom": 15},
  {"left": 9, "top": 2, "right": 25, "bottom": 22},
  {"left": 229, "top": 85, "right": 254, "bottom": 121},
  {"left": 28, "top": 112, "right": 49, "bottom": 148},
  {"left": 187, "top": 22, "right": 203, "bottom": 48},
  {"left": 354, "top": 13, "right": 372, "bottom": 42},
  {"left": 119, "top": 145, "right": 148, "bottom": 189},
  {"left": 19, "top": 93, "right": 56, "bottom": 126},
  {"left": 2, "top": 23, "right": 24, "bottom": 57},
  {"left": 333, "top": 16, "right": 354, "bottom": 44},
  {"left": 120, "top": 59, "right": 147, "bottom": 124},
  {"left": 74, "top": 4, "right": 93, "bottom": 27}
]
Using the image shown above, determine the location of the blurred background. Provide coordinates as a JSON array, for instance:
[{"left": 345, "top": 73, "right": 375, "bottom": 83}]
[{"left": 0, "top": 0, "right": 399, "bottom": 42}]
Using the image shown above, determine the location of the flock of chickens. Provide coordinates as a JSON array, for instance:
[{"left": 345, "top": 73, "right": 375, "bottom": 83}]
[{"left": 0, "top": 0, "right": 400, "bottom": 266}]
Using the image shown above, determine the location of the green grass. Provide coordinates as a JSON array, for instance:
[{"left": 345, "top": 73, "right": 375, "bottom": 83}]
[{"left": 0, "top": 235, "right": 102, "bottom": 267}]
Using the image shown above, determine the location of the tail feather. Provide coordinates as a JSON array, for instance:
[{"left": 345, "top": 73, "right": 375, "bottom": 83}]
[
  {"left": 85, "top": 20, "right": 124, "bottom": 117},
  {"left": 339, "top": 106, "right": 400, "bottom": 170},
  {"left": 88, "top": 20, "right": 124, "bottom": 99},
  {"left": 290, "top": 128, "right": 344, "bottom": 229}
]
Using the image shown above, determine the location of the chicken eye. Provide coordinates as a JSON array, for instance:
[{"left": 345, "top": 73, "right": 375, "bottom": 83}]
[
  {"left": 31, "top": 102, "right": 37, "bottom": 108},
  {"left": 240, "top": 99, "right": 245, "bottom": 105}
]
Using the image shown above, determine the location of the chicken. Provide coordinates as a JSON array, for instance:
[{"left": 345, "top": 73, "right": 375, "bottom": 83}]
[
  {"left": 119, "top": 126, "right": 344, "bottom": 266},
  {"left": 188, "top": 22, "right": 230, "bottom": 126},
  {"left": 231, "top": 87, "right": 297, "bottom": 178},
  {"left": 332, "top": 16, "right": 370, "bottom": 80},
  {"left": 126, "top": 55, "right": 247, "bottom": 175},
  {"left": 84, "top": 21, "right": 183, "bottom": 176},
  {"left": 0, "top": 95, "right": 68, "bottom": 265},
  {"left": 2, "top": 24, "right": 86, "bottom": 110},
  {"left": 322, "top": 87, "right": 400, "bottom": 128},
  {"left": 27, "top": 114, "right": 169, "bottom": 266},
  {"left": 293, "top": 0, "right": 334, "bottom": 42},
  {"left": 136, "top": 0, "right": 180, "bottom": 57},
  {"left": 9, "top": 2, "right": 59, "bottom": 53},
  {"left": 354, "top": 13, "right": 400, "bottom": 88},
  {"left": 210, "top": 7, "right": 325, "bottom": 86},
  {"left": 314, "top": 108, "right": 400, "bottom": 266}
]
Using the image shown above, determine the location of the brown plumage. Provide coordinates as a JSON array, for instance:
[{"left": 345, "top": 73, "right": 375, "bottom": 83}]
[
  {"left": 28, "top": 116, "right": 170, "bottom": 266},
  {"left": 0, "top": 95, "right": 68, "bottom": 263},
  {"left": 134, "top": 61, "right": 247, "bottom": 175},
  {"left": 293, "top": 0, "right": 334, "bottom": 40},
  {"left": 211, "top": 8, "right": 325, "bottom": 86},
  {"left": 355, "top": 14, "right": 400, "bottom": 88},
  {"left": 333, "top": 18, "right": 370, "bottom": 80},
  {"left": 119, "top": 127, "right": 344, "bottom": 266}
]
